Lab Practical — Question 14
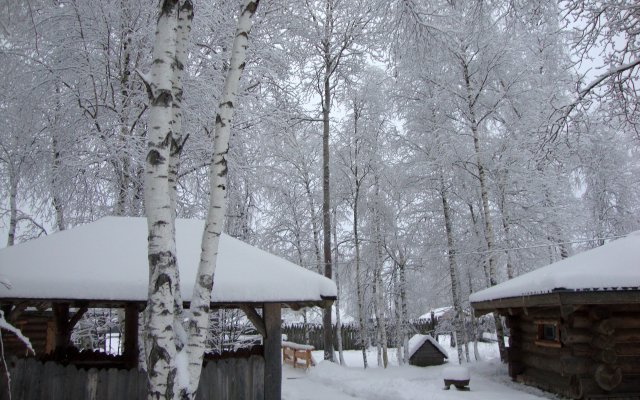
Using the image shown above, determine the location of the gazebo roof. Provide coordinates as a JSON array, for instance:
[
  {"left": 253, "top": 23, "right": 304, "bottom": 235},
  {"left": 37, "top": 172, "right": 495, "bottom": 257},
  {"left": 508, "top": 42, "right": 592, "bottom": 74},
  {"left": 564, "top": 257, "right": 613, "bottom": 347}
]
[
  {"left": 470, "top": 231, "right": 640, "bottom": 312},
  {"left": 0, "top": 217, "right": 336, "bottom": 307}
]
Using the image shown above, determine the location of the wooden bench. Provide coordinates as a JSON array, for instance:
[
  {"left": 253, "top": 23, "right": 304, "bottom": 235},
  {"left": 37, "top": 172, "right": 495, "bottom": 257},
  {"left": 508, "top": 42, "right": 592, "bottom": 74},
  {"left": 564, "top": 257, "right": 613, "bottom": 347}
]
[{"left": 282, "top": 341, "right": 314, "bottom": 369}]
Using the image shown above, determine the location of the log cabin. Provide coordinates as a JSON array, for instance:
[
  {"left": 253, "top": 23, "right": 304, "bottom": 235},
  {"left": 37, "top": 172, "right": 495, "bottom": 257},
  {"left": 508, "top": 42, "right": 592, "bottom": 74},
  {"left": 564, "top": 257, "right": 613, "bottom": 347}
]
[
  {"left": 470, "top": 231, "right": 640, "bottom": 399},
  {"left": 0, "top": 217, "right": 337, "bottom": 400}
]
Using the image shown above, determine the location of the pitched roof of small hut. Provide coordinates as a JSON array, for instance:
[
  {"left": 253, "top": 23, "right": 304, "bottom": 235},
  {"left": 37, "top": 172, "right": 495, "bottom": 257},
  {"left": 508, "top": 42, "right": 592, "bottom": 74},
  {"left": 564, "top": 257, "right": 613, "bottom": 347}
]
[
  {"left": 470, "top": 231, "right": 640, "bottom": 312},
  {"left": 0, "top": 217, "right": 336, "bottom": 307},
  {"left": 408, "top": 334, "right": 448, "bottom": 359}
]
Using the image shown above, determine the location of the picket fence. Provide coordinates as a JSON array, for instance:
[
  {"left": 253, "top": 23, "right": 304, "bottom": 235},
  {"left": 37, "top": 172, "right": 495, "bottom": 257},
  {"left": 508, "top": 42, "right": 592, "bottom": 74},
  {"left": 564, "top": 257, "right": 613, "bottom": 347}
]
[{"left": 1, "top": 355, "right": 264, "bottom": 400}]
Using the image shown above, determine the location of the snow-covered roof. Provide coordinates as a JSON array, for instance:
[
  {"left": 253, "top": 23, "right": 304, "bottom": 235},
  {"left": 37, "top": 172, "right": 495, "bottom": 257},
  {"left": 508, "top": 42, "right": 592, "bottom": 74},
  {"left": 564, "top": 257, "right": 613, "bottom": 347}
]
[
  {"left": 408, "top": 334, "right": 448, "bottom": 359},
  {"left": 418, "top": 306, "right": 453, "bottom": 321},
  {"left": 0, "top": 217, "right": 337, "bottom": 304},
  {"left": 469, "top": 231, "right": 640, "bottom": 304}
]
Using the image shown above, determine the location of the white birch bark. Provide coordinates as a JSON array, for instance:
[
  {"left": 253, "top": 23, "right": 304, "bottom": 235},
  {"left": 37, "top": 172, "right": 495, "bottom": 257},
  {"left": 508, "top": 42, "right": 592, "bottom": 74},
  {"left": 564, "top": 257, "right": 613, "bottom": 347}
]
[
  {"left": 372, "top": 179, "right": 388, "bottom": 368},
  {"left": 439, "top": 172, "right": 464, "bottom": 365},
  {"left": 143, "top": 0, "right": 181, "bottom": 398},
  {"left": 185, "top": 0, "right": 260, "bottom": 395},
  {"left": 333, "top": 208, "right": 346, "bottom": 365},
  {"left": 462, "top": 61, "right": 507, "bottom": 362}
]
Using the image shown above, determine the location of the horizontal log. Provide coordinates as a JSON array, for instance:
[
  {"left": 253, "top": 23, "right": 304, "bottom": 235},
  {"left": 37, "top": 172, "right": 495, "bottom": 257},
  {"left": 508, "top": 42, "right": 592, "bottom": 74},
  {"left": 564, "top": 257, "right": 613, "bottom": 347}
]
[
  {"left": 615, "top": 343, "right": 640, "bottom": 356},
  {"left": 589, "top": 307, "right": 612, "bottom": 321},
  {"left": 591, "top": 334, "right": 615, "bottom": 350},
  {"left": 617, "top": 356, "right": 640, "bottom": 374},
  {"left": 592, "top": 349, "right": 617, "bottom": 364},
  {"left": 571, "top": 314, "right": 640, "bottom": 330},
  {"left": 561, "top": 327, "right": 592, "bottom": 345},
  {"left": 516, "top": 367, "right": 581, "bottom": 399},
  {"left": 614, "top": 329, "right": 640, "bottom": 343},
  {"left": 514, "top": 322, "right": 539, "bottom": 335},
  {"left": 510, "top": 341, "right": 568, "bottom": 357},
  {"left": 519, "top": 352, "right": 592, "bottom": 376},
  {"left": 594, "top": 319, "right": 615, "bottom": 336},
  {"left": 519, "top": 308, "right": 562, "bottom": 320},
  {"left": 567, "top": 313, "right": 591, "bottom": 329}
]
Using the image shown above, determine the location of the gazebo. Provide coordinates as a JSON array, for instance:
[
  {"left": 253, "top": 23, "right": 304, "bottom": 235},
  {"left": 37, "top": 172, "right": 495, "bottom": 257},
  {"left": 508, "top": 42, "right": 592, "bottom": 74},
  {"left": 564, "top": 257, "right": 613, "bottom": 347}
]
[
  {"left": 0, "top": 216, "right": 336, "bottom": 400},
  {"left": 470, "top": 231, "right": 640, "bottom": 399}
]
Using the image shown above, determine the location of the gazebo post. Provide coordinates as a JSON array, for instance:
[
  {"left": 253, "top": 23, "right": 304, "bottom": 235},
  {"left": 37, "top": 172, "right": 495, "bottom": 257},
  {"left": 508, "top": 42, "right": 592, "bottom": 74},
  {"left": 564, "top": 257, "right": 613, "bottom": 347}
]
[
  {"left": 52, "top": 303, "right": 70, "bottom": 352},
  {"left": 263, "top": 302, "right": 282, "bottom": 400},
  {"left": 123, "top": 302, "right": 139, "bottom": 369}
]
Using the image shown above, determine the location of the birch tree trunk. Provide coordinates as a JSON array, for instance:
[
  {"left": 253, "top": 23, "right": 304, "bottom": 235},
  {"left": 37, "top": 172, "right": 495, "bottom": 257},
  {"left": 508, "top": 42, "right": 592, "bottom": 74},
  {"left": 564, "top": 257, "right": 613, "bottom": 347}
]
[
  {"left": 185, "top": 0, "right": 259, "bottom": 396},
  {"left": 372, "top": 178, "right": 388, "bottom": 368},
  {"left": 439, "top": 173, "right": 464, "bottom": 365},
  {"left": 398, "top": 256, "right": 409, "bottom": 364},
  {"left": 143, "top": 0, "right": 181, "bottom": 398},
  {"left": 462, "top": 61, "right": 507, "bottom": 362},
  {"left": 321, "top": 0, "right": 335, "bottom": 362},
  {"left": 6, "top": 173, "right": 18, "bottom": 247},
  {"left": 333, "top": 208, "right": 346, "bottom": 365},
  {"left": 352, "top": 185, "right": 368, "bottom": 368}
]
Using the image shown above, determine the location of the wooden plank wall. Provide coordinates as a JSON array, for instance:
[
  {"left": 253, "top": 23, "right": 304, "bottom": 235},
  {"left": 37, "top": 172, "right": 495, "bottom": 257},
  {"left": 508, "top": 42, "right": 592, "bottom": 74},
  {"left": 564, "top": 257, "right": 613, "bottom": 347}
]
[
  {"left": 0, "top": 356, "right": 265, "bottom": 400},
  {"left": 507, "top": 305, "right": 640, "bottom": 400}
]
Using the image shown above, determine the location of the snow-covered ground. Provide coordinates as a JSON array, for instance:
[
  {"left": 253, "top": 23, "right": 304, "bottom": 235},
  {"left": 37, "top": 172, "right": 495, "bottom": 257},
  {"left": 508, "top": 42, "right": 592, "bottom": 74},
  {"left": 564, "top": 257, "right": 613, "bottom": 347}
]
[{"left": 282, "top": 337, "right": 558, "bottom": 400}]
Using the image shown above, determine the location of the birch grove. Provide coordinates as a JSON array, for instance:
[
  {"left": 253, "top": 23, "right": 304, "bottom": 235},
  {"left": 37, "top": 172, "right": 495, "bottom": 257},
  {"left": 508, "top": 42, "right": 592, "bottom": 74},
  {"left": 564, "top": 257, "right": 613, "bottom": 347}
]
[{"left": 2, "top": 0, "right": 640, "bottom": 382}]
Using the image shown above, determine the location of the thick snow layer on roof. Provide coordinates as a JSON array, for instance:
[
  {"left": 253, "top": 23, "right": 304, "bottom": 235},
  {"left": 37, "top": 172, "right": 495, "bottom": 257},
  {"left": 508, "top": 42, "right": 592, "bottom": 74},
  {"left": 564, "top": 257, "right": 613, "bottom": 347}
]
[
  {"left": 0, "top": 217, "right": 336, "bottom": 303},
  {"left": 469, "top": 231, "right": 640, "bottom": 303},
  {"left": 408, "top": 334, "right": 448, "bottom": 359},
  {"left": 418, "top": 306, "right": 453, "bottom": 321}
]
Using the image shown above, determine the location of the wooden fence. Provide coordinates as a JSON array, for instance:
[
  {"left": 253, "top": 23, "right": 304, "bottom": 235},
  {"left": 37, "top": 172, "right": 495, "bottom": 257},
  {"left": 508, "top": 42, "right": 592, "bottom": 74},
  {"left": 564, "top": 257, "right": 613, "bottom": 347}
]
[
  {"left": 282, "top": 320, "right": 437, "bottom": 351},
  {"left": 1, "top": 356, "right": 264, "bottom": 400}
]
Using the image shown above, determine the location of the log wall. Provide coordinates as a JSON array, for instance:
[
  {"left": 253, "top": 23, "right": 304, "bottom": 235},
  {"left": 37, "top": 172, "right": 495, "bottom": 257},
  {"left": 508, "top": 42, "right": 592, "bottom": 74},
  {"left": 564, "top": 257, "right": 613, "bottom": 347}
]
[
  {"left": 506, "top": 304, "right": 640, "bottom": 399},
  {"left": 0, "top": 356, "right": 265, "bottom": 400}
]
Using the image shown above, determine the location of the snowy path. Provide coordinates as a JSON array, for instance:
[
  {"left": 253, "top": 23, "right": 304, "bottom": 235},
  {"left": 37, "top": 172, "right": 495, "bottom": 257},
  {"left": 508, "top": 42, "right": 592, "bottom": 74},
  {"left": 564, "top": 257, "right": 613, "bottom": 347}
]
[{"left": 282, "top": 341, "right": 558, "bottom": 400}]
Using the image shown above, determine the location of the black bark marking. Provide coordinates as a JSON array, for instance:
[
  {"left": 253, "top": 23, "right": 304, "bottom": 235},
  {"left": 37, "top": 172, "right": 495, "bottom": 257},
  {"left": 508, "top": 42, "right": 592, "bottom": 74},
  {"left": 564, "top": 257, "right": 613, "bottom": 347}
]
[
  {"left": 149, "top": 250, "right": 172, "bottom": 267},
  {"left": 160, "top": 0, "right": 179, "bottom": 17},
  {"left": 174, "top": 58, "right": 184, "bottom": 71},
  {"left": 148, "top": 342, "right": 171, "bottom": 372},
  {"left": 180, "top": 0, "right": 194, "bottom": 19},
  {"left": 154, "top": 273, "right": 172, "bottom": 293},
  {"left": 215, "top": 114, "right": 226, "bottom": 127},
  {"left": 199, "top": 274, "right": 213, "bottom": 291},
  {"left": 147, "top": 149, "right": 165, "bottom": 166},
  {"left": 245, "top": 0, "right": 259, "bottom": 14},
  {"left": 166, "top": 367, "right": 177, "bottom": 399},
  {"left": 152, "top": 89, "right": 172, "bottom": 107},
  {"left": 239, "top": 61, "right": 246, "bottom": 71},
  {"left": 221, "top": 101, "right": 233, "bottom": 109}
]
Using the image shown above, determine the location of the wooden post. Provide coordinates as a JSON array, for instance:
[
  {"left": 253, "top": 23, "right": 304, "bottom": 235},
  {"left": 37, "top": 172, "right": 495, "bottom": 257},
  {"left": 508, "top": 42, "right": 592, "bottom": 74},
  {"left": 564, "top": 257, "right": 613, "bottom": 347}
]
[
  {"left": 52, "top": 303, "right": 70, "bottom": 352},
  {"left": 123, "top": 303, "right": 139, "bottom": 369},
  {"left": 263, "top": 303, "right": 282, "bottom": 400}
]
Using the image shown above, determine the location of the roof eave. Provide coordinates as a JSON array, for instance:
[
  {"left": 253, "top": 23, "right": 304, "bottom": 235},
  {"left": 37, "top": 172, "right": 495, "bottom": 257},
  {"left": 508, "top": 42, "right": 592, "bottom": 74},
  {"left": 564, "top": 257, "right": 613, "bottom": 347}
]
[
  {"left": 0, "top": 296, "right": 338, "bottom": 310},
  {"left": 470, "top": 289, "right": 640, "bottom": 316}
]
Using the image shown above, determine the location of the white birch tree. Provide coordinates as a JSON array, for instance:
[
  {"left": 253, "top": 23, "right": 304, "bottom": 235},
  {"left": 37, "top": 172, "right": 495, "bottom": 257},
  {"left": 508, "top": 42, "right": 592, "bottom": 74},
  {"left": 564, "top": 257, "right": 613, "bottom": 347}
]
[{"left": 142, "top": 0, "right": 259, "bottom": 398}]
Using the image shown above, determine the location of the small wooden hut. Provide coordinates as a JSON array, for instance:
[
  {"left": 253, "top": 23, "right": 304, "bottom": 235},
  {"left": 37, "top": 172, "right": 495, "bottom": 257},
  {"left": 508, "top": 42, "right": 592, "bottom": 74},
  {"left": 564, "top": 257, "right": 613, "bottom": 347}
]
[
  {"left": 0, "top": 217, "right": 336, "bottom": 400},
  {"left": 470, "top": 232, "right": 640, "bottom": 399},
  {"left": 408, "top": 334, "right": 448, "bottom": 366}
]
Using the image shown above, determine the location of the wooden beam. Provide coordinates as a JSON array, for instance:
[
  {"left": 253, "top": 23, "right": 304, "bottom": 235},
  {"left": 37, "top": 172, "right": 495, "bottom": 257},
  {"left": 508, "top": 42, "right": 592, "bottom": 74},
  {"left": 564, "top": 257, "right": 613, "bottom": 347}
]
[
  {"left": 68, "top": 306, "right": 88, "bottom": 329},
  {"left": 263, "top": 303, "right": 282, "bottom": 400},
  {"left": 239, "top": 304, "right": 266, "bottom": 337},
  {"left": 52, "top": 302, "right": 70, "bottom": 351},
  {"left": 123, "top": 303, "right": 139, "bottom": 369}
]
